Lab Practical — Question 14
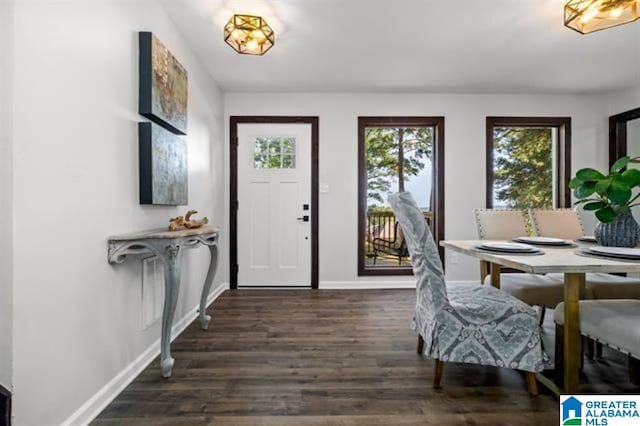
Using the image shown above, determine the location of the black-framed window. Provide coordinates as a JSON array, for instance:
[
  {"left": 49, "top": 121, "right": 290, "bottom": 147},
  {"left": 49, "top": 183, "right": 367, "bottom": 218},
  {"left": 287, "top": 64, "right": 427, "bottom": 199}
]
[
  {"left": 358, "top": 117, "right": 445, "bottom": 276},
  {"left": 610, "top": 107, "right": 640, "bottom": 167},
  {"left": 486, "top": 117, "right": 571, "bottom": 209}
]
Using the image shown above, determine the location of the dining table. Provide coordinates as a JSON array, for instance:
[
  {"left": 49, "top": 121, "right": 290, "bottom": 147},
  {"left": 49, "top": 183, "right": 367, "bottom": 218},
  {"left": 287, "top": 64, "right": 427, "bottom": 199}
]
[{"left": 441, "top": 239, "right": 640, "bottom": 394}]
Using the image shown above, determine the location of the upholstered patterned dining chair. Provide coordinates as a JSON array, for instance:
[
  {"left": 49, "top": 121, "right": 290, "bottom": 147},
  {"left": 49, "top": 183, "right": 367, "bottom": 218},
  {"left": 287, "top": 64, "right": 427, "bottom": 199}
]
[{"left": 388, "top": 193, "right": 547, "bottom": 395}]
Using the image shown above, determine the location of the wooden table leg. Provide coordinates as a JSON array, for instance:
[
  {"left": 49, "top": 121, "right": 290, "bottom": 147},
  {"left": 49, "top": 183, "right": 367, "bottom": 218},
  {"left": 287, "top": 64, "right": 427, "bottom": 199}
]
[
  {"left": 490, "top": 262, "right": 501, "bottom": 289},
  {"left": 480, "top": 260, "right": 490, "bottom": 284},
  {"left": 563, "top": 272, "right": 585, "bottom": 393}
]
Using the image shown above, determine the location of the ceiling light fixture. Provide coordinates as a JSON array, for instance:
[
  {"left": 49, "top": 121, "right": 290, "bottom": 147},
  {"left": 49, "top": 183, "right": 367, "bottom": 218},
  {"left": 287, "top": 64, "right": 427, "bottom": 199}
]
[
  {"left": 565, "top": 0, "right": 639, "bottom": 34},
  {"left": 224, "top": 14, "right": 274, "bottom": 55}
]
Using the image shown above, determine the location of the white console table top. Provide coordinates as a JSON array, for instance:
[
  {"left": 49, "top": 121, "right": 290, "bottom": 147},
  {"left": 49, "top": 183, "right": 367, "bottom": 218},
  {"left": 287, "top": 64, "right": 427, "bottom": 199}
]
[{"left": 109, "top": 226, "right": 219, "bottom": 241}]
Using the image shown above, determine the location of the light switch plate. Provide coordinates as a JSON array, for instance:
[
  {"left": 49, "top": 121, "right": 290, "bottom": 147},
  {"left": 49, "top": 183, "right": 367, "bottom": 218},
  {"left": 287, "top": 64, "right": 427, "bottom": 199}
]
[{"left": 320, "top": 183, "right": 330, "bottom": 193}]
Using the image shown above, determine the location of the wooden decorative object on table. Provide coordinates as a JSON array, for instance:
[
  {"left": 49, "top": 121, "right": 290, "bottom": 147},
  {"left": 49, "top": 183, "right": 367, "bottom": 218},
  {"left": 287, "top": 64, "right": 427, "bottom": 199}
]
[{"left": 169, "top": 210, "right": 209, "bottom": 231}]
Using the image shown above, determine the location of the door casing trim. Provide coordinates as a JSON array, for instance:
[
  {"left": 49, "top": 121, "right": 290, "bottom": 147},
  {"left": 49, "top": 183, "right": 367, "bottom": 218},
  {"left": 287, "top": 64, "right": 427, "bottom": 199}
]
[
  {"left": 610, "top": 107, "right": 640, "bottom": 166},
  {"left": 230, "top": 116, "right": 319, "bottom": 289}
]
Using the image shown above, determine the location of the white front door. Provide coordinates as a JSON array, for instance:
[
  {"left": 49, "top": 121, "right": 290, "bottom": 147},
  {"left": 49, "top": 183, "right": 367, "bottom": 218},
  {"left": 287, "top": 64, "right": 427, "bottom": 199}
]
[{"left": 237, "top": 123, "right": 312, "bottom": 286}]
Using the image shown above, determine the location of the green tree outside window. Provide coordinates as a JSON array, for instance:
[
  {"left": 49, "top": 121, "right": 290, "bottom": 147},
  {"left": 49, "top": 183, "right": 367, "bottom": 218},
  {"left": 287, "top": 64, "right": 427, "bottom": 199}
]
[{"left": 493, "top": 127, "right": 554, "bottom": 209}]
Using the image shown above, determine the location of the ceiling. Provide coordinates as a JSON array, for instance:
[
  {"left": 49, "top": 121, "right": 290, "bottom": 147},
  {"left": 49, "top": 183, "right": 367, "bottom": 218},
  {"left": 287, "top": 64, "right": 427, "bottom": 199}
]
[{"left": 163, "top": 0, "right": 640, "bottom": 94}]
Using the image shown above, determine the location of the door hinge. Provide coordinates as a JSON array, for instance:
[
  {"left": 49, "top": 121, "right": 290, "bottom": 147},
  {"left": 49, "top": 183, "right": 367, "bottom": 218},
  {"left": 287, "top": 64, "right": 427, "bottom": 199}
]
[
  {"left": 234, "top": 137, "right": 239, "bottom": 146},
  {"left": 235, "top": 200, "right": 239, "bottom": 210},
  {"left": 235, "top": 264, "right": 239, "bottom": 274}
]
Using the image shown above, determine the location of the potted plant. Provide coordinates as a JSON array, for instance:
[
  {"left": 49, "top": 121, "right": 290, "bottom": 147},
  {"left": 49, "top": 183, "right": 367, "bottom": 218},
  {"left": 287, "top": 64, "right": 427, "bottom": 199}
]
[{"left": 570, "top": 156, "right": 640, "bottom": 247}]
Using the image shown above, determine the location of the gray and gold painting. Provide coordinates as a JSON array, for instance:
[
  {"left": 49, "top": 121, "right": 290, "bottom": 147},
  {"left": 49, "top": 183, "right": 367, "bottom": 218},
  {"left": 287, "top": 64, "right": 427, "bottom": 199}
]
[
  {"left": 139, "top": 122, "right": 188, "bottom": 205},
  {"left": 139, "top": 32, "right": 188, "bottom": 135}
]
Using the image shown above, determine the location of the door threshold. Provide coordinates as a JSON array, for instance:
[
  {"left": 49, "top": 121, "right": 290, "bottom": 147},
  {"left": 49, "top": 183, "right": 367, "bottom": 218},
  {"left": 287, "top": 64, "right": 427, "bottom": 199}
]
[{"left": 237, "top": 285, "right": 312, "bottom": 289}]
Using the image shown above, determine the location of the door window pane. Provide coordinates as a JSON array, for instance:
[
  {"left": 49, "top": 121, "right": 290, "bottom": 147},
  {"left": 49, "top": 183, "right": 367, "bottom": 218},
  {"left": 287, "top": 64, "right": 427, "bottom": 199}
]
[
  {"left": 282, "top": 154, "right": 295, "bottom": 168},
  {"left": 254, "top": 137, "right": 296, "bottom": 169}
]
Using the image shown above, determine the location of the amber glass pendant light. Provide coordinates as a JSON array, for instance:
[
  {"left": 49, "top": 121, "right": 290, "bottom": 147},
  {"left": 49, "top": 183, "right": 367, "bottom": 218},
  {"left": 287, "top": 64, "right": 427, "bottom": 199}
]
[
  {"left": 565, "top": 0, "right": 639, "bottom": 34},
  {"left": 224, "top": 14, "right": 275, "bottom": 55}
]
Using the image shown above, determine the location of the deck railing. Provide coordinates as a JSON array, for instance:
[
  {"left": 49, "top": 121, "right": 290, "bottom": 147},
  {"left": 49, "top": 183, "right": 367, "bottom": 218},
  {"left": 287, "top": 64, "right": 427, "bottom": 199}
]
[{"left": 365, "top": 209, "right": 432, "bottom": 266}]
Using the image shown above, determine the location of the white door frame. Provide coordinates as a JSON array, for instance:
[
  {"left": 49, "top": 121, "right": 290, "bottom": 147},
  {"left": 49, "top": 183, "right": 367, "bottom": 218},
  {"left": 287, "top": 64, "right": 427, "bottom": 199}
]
[{"left": 230, "top": 116, "right": 319, "bottom": 289}]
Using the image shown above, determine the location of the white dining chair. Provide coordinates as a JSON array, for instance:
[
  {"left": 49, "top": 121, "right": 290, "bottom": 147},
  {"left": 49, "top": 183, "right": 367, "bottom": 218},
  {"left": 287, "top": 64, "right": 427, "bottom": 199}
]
[
  {"left": 554, "top": 300, "right": 640, "bottom": 385},
  {"left": 529, "top": 208, "right": 640, "bottom": 301},
  {"left": 530, "top": 208, "right": 640, "bottom": 358},
  {"left": 473, "top": 209, "right": 565, "bottom": 323},
  {"left": 529, "top": 208, "right": 584, "bottom": 240},
  {"left": 474, "top": 208, "right": 529, "bottom": 240}
]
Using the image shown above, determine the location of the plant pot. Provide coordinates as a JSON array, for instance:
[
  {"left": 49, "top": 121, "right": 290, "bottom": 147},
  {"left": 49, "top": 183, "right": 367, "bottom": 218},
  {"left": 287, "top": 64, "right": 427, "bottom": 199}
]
[{"left": 595, "top": 212, "right": 640, "bottom": 247}]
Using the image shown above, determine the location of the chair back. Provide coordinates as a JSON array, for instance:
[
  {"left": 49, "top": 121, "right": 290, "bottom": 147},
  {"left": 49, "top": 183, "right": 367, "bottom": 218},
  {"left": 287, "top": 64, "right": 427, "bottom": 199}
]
[
  {"left": 388, "top": 192, "right": 448, "bottom": 313},
  {"left": 473, "top": 209, "right": 528, "bottom": 240},
  {"left": 529, "top": 208, "right": 584, "bottom": 240}
]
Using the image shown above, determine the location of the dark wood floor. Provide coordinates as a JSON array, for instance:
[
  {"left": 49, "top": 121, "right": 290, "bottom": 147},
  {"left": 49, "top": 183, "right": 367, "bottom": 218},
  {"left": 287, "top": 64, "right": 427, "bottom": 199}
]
[{"left": 94, "top": 290, "right": 639, "bottom": 425}]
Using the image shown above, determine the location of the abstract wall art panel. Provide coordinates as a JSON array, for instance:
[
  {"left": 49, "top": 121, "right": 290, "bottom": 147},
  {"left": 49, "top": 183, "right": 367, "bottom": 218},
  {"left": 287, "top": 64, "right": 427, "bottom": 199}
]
[
  {"left": 139, "top": 32, "right": 188, "bottom": 135},
  {"left": 139, "top": 122, "right": 188, "bottom": 205}
]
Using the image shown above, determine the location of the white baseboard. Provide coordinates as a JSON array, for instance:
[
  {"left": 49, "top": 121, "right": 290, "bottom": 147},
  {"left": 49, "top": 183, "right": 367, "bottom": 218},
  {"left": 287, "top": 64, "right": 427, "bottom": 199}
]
[
  {"left": 61, "top": 282, "right": 229, "bottom": 426},
  {"left": 319, "top": 280, "right": 415, "bottom": 289},
  {"left": 319, "top": 280, "right": 476, "bottom": 289}
]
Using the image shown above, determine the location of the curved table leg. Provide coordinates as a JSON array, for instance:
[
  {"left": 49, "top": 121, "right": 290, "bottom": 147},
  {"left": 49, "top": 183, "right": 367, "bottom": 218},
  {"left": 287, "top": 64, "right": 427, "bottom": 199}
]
[
  {"left": 160, "top": 244, "right": 182, "bottom": 378},
  {"left": 199, "top": 244, "right": 219, "bottom": 330}
]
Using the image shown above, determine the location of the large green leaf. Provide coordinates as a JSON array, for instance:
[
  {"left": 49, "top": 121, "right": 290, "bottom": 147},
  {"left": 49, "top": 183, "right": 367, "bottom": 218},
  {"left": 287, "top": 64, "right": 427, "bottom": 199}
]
[
  {"left": 595, "top": 178, "right": 612, "bottom": 194},
  {"left": 621, "top": 168, "right": 640, "bottom": 187},
  {"left": 607, "top": 180, "right": 632, "bottom": 203},
  {"left": 574, "top": 182, "right": 597, "bottom": 199},
  {"left": 576, "top": 168, "right": 605, "bottom": 182},
  {"left": 611, "top": 156, "right": 631, "bottom": 173},
  {"left": 596, "top": 207, "right": 616, "bottom": 223},
  {"left": 569, "top": 176, "right": 583, "bottom": 189},
  {"left": 583, "top": 201, "right": 607, "bottom": 211}
]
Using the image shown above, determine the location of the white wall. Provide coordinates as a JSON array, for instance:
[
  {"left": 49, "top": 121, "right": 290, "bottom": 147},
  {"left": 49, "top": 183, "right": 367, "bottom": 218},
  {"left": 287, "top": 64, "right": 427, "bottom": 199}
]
[
  {"left": 0, "top": 0, "right": 15, "bottom": 394},
  {"left": 225, "top": 93, "right": 609, "bottom": 283},
  {"left": 606, "top": 85, "right": 640, "bottom": 116},
  {"left": 606, "top": 84, "right": 640, "bottom": 220},
  {"left": 628, "top": 118, "right": 640, "bottom": 157},
  {"left": 11, "top": 1, "right": 226, "bottom": 424}
]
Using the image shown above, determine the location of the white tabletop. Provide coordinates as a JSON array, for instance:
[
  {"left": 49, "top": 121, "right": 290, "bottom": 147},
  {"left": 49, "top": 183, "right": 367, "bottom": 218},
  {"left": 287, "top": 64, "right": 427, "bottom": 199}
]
[{"left": 441, "top": 240, "right": 640, "bottom": 274}]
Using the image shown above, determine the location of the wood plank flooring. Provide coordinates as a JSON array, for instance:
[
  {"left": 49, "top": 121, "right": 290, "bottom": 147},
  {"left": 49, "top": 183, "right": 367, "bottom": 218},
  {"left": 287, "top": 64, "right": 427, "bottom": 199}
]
[{"left": 94, "top": 290, "right": 639, "bottom": 425}]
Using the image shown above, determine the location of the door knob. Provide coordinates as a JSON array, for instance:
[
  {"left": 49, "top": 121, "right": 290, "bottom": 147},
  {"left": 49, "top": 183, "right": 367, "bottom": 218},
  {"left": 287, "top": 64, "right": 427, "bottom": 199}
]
[{"left": 297, "top": 215, "right": 310, "bottom": 222}]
